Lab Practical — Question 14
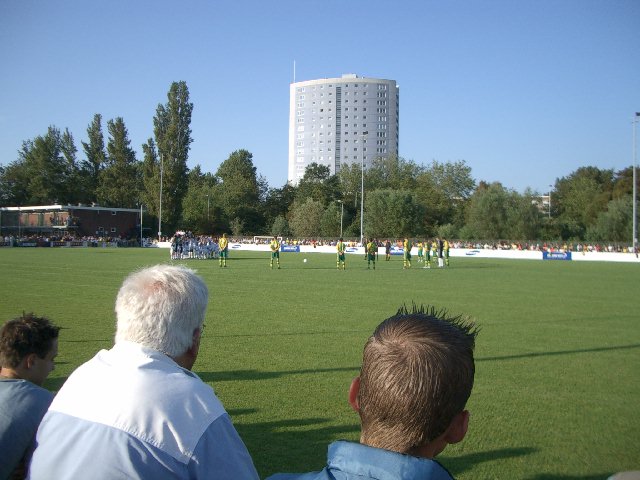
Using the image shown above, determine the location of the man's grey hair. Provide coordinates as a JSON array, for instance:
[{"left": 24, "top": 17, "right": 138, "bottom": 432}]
[{"left": 115, "top": 264, "right": 208, "bottom": 357}]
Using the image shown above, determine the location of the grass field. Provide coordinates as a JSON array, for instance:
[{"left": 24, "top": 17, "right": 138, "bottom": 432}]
[{"left": 1, "top": 247, "right": 638, "bottom": 479}]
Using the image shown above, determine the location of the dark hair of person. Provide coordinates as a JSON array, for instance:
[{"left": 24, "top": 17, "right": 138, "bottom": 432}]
[{"left": 0, "top": 313, "right": 61, "bottom": 368}]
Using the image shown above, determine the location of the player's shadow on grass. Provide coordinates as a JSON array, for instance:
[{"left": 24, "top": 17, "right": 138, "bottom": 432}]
[
  {"left": 197, "top": 366, "right": 359, "bottom": 383},
  {"left": 44, "top": 375, "right": 69, "bottom": 392},
  {"left": 436, "top": 262, "right": 499, "bottom": 269},
  {"left": 63, "top": 339, "right": 112, "bottom": 343},
  {"left": 208, "top": 329, "right": 369, "bottom": 339},
  {"left": 524, "top": 474, "right": 615, "bottom": 479},
  {"left": 229, "top": 414, "right": 359, "bottom": 477},
  {"left": 231, "top": 415, "right": 539, "bottom": 477},
  {"left": 477, "top": 343, "right": 640, "bottom": 362},
  {"left": 225, "top": 256, "right": 265, "bottom": 261},
  {"left": 441, "top": 446, "right": 537, "bottom": 476}
]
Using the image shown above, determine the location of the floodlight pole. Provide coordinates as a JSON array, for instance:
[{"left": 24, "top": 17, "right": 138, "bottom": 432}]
[
  {"left": 633, "top": 113, "right": 639, "bottom": 256},
  {"left": 548, "top": 185, "right": 552, "bottom": 219},
  {"left": 158, "top": 153, "right": 164, "bottom": 241},
  {"left": 337, "top": 200, "right": 344, "bottom": 238},
  {"left": 360, "top": 131, "right": 368, "bottom": 246}
]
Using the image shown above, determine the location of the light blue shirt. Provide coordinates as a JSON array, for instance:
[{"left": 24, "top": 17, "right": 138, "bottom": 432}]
[
  {"left": 0, "top": 379, "right": 52, "bottom": 480},
  {"left": 267, "top": 441, "right": 454, "bottom": 480},
  {"left": 28, "top": 341, "right": 258, "bottom": 480}
]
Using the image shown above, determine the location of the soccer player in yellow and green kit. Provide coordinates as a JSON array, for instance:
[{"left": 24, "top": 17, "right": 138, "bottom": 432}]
[
  {"left": 336, "top": 237, "right": 346, "bottom": 270},
  {"left": 444, "top": 238, "right": 450, "bottom": 267},
  {"left": 431, "top": 239, "right": 438, "bottom": 268},
  {"left": 417, "top": 241, "right": 424, "bottom": 263},
  {"left": 424, "top": 239, "right": 432, "bottom": 269},
  {"left": 218, "top": 233, "right": 229, "bottom": 267},
  {"left": 270, "top": 236, "right": 281, "bottom": 269},
  {"left": 365, "top": 239, "right": 377, "bottom": 269},
  {"left": 403, "top": 237, "right": 412, "bottom": 269}
]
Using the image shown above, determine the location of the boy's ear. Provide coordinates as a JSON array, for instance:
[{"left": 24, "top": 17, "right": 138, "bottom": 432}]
[
  {"left": 348, "top": 376, "right": 361, "bottom": 412},
  {"left": 24, "top": 353, "right": 38, "bottom": 370},
  {"left": 444, "top": 410, "right": 470, "bottom": 444}
]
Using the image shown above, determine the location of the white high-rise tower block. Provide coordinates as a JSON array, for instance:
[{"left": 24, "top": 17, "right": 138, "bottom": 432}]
[{"left": 288, "top": 74, "right": 399, "bottom": 185}]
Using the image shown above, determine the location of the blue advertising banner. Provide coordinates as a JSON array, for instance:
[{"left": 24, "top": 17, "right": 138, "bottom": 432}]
[
  {"left": 543, "top": 251, "right": 572, "bottom": 261},
  {"left": 282, "top": 244, "right": 300, "bottom": 253}
]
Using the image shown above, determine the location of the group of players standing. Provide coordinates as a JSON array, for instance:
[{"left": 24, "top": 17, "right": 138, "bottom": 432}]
[
  {"left": 170, "top": 233, "right": 230, "bottom": 268},
  {"left": 415, "top": 238, "right": 451, "bottom": 269},
  {"left": 348, "top": 237, "right": 450, "bottom": 270},
  {"left": 171, "top": 232, "right": 449, "bottom": 271}
]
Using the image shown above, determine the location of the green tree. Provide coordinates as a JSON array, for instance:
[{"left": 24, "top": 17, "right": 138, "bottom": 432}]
[
  {"left": 80, "top": 113, "right": 106, "bottom": 202},
  {"left": 289, "top": 198, "right": 324, "bottom": 237},
  {"left": 365, "top": 189, "right": 423, "bottom": 238},
  {"left": 366, "top": 154, "right": 422, "bottom": 191},
  {"left": 270, "top": 215, "right": 290, "bottom": 237},
  {"left": 0, "top": 161, "right": 30, "bottom": 205},
  {"left": 154, "top": 81, "right": 193, "bottom": 234},
  {"left": 338, "top": 163, "right": 362, "bottom": 210},
  {"left": 553, "top": 166, "right": 613, "bottom": 239},
  {"left": 15, "top": 126, "right": 76, "bottom": 205},
  {"left": 181, "top": 166, "right": 219, "bottom": 233},
  {"left": 229, "top": 217, "right": 244, "bottom": 237},
  {"left": 319, "top": 201, "right": 341, "bottom": 237},
  {"left": 611, "top": 166, "right": 638, "bottom": 200},
  {"left": 415, "top": 160, "right": 475, "bottom": 234},
  {"left": 215, "top": 149, "right": 264, "bottom": 234},
  {"left": 263, "top": 183, "right": 297, "bottom": 230},
  {"left": 464, "top": 182, "right": 511, "bottom": 239},
  {"left": 97, "top": 117, "right": 139, "bottom": 207},
  {"left": 141, "top": 138, "right": 160, "bottom": 220},
  {"left": 337, "top": 163, "right": 362, "bottom": 233},
  {"left": 505, "top": 188, "right": 543, "bottom": 240},
  {"left": 296, "top": 163, "right": 340, "bottom": 205},
  {"left": 586, "top": 196, "right": 632, "bottom": 242},
  {"left": 60, "top": 127, "right": 87, "bottom": 204}
]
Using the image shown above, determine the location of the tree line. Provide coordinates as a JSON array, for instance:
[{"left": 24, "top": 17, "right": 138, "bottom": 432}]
[{"left": 0, "top": 81, "right": 636, "bottom": 243}]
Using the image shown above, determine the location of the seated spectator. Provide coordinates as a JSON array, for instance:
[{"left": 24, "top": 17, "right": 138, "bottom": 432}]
[
  {"left": 268, "top": 304, "right": 479, "bottom": 480},
  {"left": 0, "top": 313, "right": 60, "bottom": 480},
  {"left": 28, "top": 265, "right": 258, "bottom": 479}
]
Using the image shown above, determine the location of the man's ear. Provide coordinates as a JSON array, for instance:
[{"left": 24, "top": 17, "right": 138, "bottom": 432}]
[
  {"left": 348, "top": 376, "right": 360, "bottom": 412},
  {"left": 191, "top": 327, "right": 202, "bottom": 351},
  {"left": 444, "top": 410, "right": 470, "bottom": 445},
  {"left": 24, "top": 353, "right": 38, "bottom": 370}
]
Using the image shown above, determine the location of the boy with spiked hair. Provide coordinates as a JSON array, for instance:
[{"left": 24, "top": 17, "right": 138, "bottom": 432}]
[{"left": 268, "top": 304, "right": 479, "bottom": 480}]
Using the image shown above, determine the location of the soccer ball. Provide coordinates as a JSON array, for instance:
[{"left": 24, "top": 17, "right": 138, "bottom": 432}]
[{"left": 303, "top": 258, "right": 308, "bottom": 263}]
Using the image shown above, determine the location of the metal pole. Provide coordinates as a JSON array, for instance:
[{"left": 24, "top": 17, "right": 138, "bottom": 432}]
[
  {"left": 338, "top": 200, "right": 344, "bottom": 238},
  {"left": 548, "top": 185, "right": 552, "bottom": 219},
  {"left": 207, "top": 194, "right": 210, "bottom": 221},
  {"left": 633, "top": 113, "right": 639, "bottom": 256},
  {"left": 360, "top": 131, "right": 368, "bottom": 246},
  {"left": 158, "top": 154, "right": 164, "bottom": 241},
  {"left": 140, "top": 203, "right": 143, "bottom": 247}
]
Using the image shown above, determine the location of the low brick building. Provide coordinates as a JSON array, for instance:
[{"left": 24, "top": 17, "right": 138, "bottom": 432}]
[{"left": 0, "top": 204, "right": 143, "bottom": 239}]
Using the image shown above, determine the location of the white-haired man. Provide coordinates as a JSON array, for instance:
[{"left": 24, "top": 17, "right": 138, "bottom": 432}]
[{"left": 28, "top": 265, "right": 258, "bottom": 479}]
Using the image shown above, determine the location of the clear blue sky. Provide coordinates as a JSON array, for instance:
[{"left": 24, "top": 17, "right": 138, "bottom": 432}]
[{"left": 1, "top": 0, "right": 638, "bottom": 194}]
